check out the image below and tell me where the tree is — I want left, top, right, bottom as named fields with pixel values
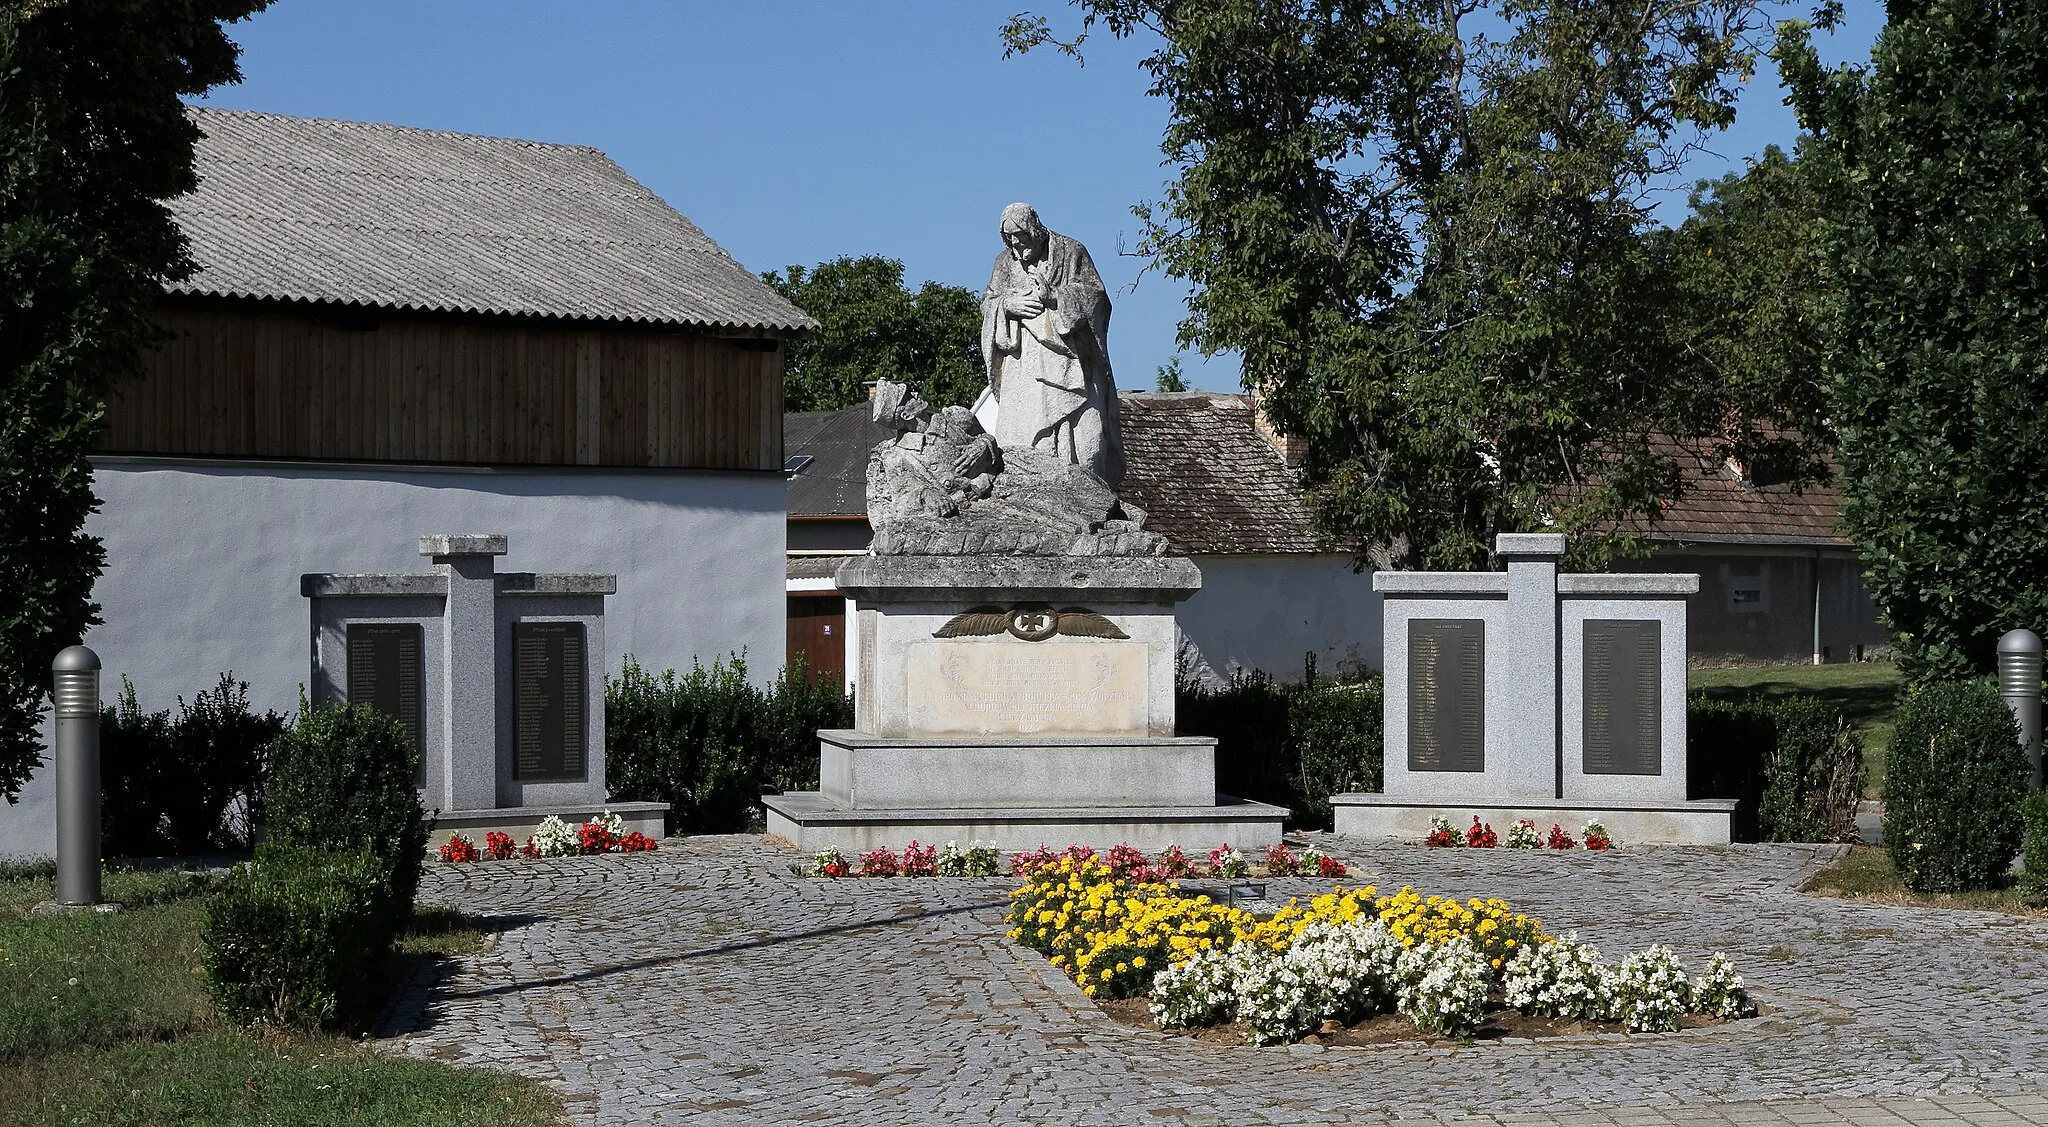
left=0, top=0, right=269, bottom=802
left=761, top=255, right=987, bottom=412
left=1154, top=355, right=1189, bottom=392
left=1005, top=1, right=1827, bottom=571
left=1779, top=0, right=2048, bottom=681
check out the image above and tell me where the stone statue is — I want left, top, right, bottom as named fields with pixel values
left=980, top=203, right=1125, bottom=487
left=867, top=381, right=1001, bottom=519
left=866, top=379, right=1162, bottom=557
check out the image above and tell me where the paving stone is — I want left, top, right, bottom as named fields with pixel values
left=373, top=836, right=2048, bottom=1126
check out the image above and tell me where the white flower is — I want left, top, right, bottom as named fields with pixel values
left=1150, top=945, right=1240, bottom=1030
left=1689, top=952, right=1755, bottom=1020
left=1502, top=933, right=1618, bottom=1022
left=1395, top=936, right=1491, bottom=1038
left=531, top=815, right=578, bottom=858
left=1615, top=945, right=1692, bottom=1032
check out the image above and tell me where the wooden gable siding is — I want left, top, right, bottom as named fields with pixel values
left=103, top=305, right=784, bottom=471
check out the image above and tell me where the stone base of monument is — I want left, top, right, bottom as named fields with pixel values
left=762, top=555, right=1288, bottom=854
left=1329, top=793, right=1738, bottom=846
left=762, top=791, right=1287, bottom=854
left=426, top=799, right=669, bottom=849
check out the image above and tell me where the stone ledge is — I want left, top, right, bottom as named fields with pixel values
left=820, top=731, right=1219, bottom=810
left=1330, top=793, right=1736, bottom=846
left=1557, top=573, right=1701, bottom=596
left=495, top=572, right=619, bottom=595
left=427, top=800, right=669, bottom=847
left=419, top=534, right=508, bottom=557
left=762, top=791, right=1287, bottom=853
left=301, top=572, right=449, bottom=597
left=1372, top=572, right=1510, bottom=595
left=835, top=554, right=1202, bottom=603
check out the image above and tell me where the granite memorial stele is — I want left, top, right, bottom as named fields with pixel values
left=763, top=204, right=1288, bottom=852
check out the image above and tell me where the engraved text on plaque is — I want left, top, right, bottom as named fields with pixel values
left=1583, top=619, right=1660, bottom=775
left=1408, top=619, right=1484, bottom=772
left=514, top=621, right=586, bottom=780
left=346, top=623, right=423, bottom=754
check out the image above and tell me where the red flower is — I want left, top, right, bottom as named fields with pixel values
left=1546, top=824, right=1577, bottom=850
left=1264, top=843, right=1302, bottom=875
left=857, top=847, right=900, bottom=877
left=483, top=831, right=517, bottom=861
left=1466, top=817, right=1499, bottom=848
left=437, top=834, right=479, bottom=863
left=901, top=841, right=939, bottom=877
left=1316, top=855, right=1349, bottom=878
left=576, top=821, right=621, bottom=855
left=616, top=831, right=658, bottom=853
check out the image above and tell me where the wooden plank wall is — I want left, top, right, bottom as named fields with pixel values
left=104, top=305, right=784, bottom=471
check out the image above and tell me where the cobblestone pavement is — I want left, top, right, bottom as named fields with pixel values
left=378, top=835, right=2048, bottom=1126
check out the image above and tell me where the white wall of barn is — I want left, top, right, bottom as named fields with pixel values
left=0, top=457, right=786, bottom=858
left=1176, top=553, right=1385, bottom=685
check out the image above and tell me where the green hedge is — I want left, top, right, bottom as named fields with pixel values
left=605, top=653, right=853, bottom=834
left=263, top=701, right=428, bottom=919
left=1884, top=680, right=2028, bottom=893
left=100, top=674, right=288, bottom=857
left=201, top=844, right=393, bottom=1029
left=2021, top=790, right=2048, bottom=906
left=1178, top=658, right=1383, bottom=831
left=1687, top=694, right=1864, bottom=843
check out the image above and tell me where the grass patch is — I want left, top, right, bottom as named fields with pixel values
left=1805, top=845, right=2046, bottom=918
left=0, top=865, right=560, bottom=1126
left=0, top=1029, right=563, bottom=1127
left=1691, top=661, right=1902, bottom=795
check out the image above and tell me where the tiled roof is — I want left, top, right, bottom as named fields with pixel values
left=1630, top=439, right=1849, bottom=546
left=1117, top=393, right=1321, bottom=554
left=785, top=407, right=892, bottom=517
left=784, top=392, right=1325, bottom=555
left=169, top=108, right=815, bottom=332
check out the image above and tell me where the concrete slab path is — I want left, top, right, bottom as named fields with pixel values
left=377, top=835, right=2047, bottom=1126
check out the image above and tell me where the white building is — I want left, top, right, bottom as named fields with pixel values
left=1, top=109, right=809, bottom=857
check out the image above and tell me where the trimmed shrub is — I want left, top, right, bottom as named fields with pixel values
left=263, top=701, right=429, bottom=917
left=1179, top=656, right=1385, bottom=831
left=1883, top=680, right=2028, bottom=893
left=2018, top=789, right=2048, bottom=906
left=1688, top=694, right=1864, bottom=843
left=201, top=844, right=391, bottom=1029
left=1757, top=697, right=1864, bottom=844
left=604, top=653, right=852, bottom=834
left=100, top=674, right=288, bottom=856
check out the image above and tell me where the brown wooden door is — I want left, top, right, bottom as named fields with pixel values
left=785, top=595, right=845, bottom=684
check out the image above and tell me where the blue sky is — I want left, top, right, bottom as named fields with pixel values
left=195, top=1, right=1885, bottom=394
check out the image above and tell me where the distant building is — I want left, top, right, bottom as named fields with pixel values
left=1630, top=454, right=1887, bottom=665
left=2, top=108, right=811, bottom=857
left=787, top=395, right=1888, bottom=683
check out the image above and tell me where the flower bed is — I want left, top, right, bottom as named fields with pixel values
left=1006, top=857, right=1755, bottom=1046
left=1429, top=816, right=1613, bottom=850
left=798, top=841, right=1348, bottom=881
left=436, top=812, right=658, bottom=863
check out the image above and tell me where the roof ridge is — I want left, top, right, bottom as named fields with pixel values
left=187, top=105, right=606, bottom=156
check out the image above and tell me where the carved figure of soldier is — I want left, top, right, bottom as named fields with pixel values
left=868, top=379, right=1001, bottom=518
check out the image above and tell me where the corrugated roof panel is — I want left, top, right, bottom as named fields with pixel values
left=168, top=108, right=816, bottom=332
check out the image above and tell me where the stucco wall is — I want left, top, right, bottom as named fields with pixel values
left=1176, top=553, right=1384, bottom=684
left=0, top=457, right=786, bottom=857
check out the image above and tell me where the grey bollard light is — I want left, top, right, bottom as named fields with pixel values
left=52, top=645, right=102, bottom=905
left=1999, top=628, right=2044, bottom=791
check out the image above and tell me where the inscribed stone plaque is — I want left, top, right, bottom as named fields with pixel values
left=905, top=639, right=1147, bottom=736
left=514, top=621, right=586, bottom=780
left=345, top=623, right=423, bottom=755
left=1408, top=619, right=1484, bottom=772
left=1583, top=619, right=1660, bottom=775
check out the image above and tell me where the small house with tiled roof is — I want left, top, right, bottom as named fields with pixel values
left=2, top=108, right=813, bottom=857
left=784, top=391, right=1384, bottom=689
left=1625, top=453, right=1886, bottom=664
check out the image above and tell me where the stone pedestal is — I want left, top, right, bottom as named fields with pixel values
left=763, top=555, right=1287, bottom=852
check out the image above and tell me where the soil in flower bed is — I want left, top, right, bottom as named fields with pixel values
left=1091, top=996, right=1756, bottom=1047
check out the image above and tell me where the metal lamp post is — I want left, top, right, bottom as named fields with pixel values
left=52, top=645, right=102, bottom=905
left=1998, top=628, right=2044, bottom=791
